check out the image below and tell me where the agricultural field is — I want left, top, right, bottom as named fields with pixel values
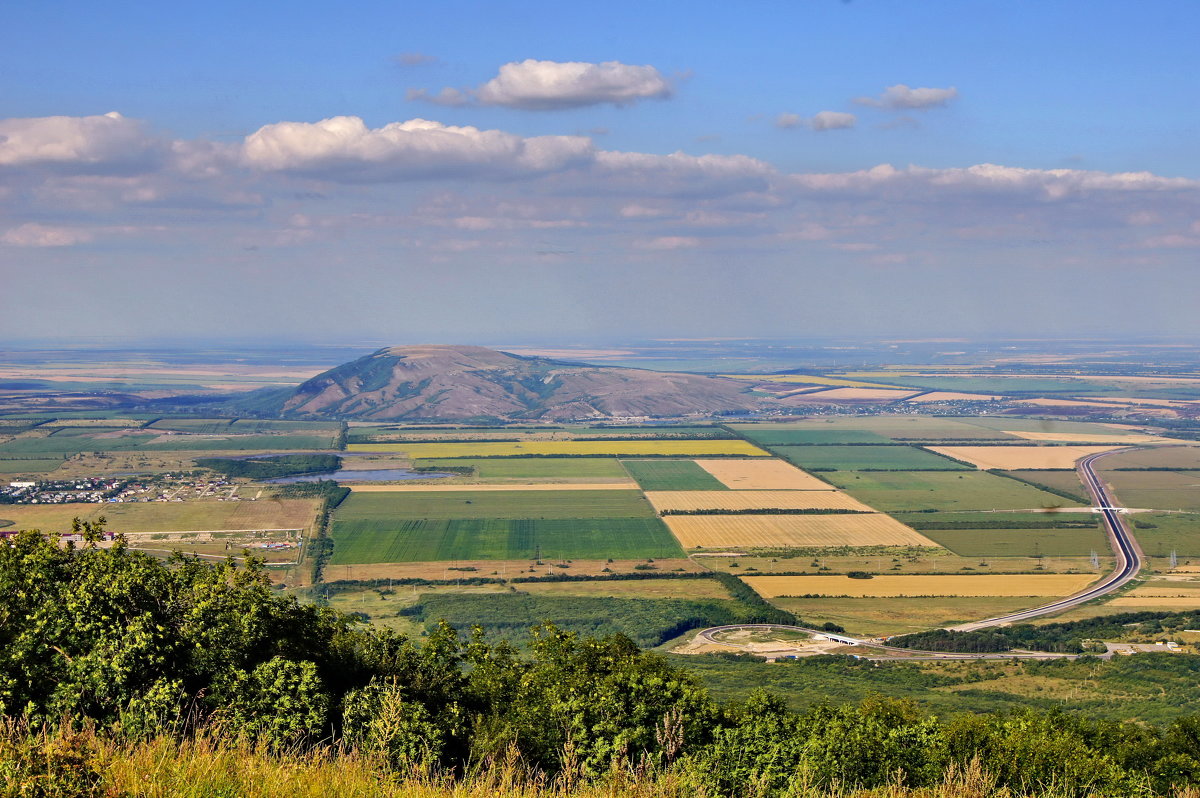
left=927, top=445, right=1120, bottom=470
left=662, top=513, right=935, bottom=549
left=770, top=445, right=969, bottom=471
left=905, top=392, right=1003, bottom=403
left=1097, top=446, right=1200, bottom=470
left=694, top=458, right=832, bottom=490
left=346, top=440, right=769, bottom=458
left=965, top=417, right=1146, bottom=435
left=0, top=457, right=64, bottom=474
left=743, top=573, right=1097, bottom=598
left=801, top=388, right=919, bottom=401
left=0, top=498, right=320, bottom=534
left=622, top=459, right=729, bottom=491
left=1104, top=471, right=1200, bottom=512
left=140, top=433, right=338, bottom=450
left=732, top=428, right=893, bottom=445
left=0, top=430, right=156, bottom=455
left=644, top=490, right=873, bottom=513
left=918, top=526, right=1109, bottom=557
left=318, top=558, right=705, bottom=583
left=703, top=554, right=1100, bottom=577
left=1003, top=470, right=1089, bottom=500
left=747, top=596, right=1063, bottom=638
left=1127, top=515, right=1200, bottom=556
left=415, top=457, right=629, bottom=480
left=328, top=517, right=683, bottom=562
left=517, top=577, right=736, bottom=600
left=826, top=470, right=1085, bottom=512
left=147, top=418, right=236, bottom=433
left=347, top=483, right=638, bottom=493
left=731, top=417, right=1020, bottom=441
left=1001, top=430, right=1170, bottom=444
left=333, top=489, right=656, bottom=520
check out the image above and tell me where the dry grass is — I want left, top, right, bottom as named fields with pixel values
left=347, top=441, right=769, bottom=458
left=1107, top=597, right=1200, bottom=608
left=927, top=445, right=1122, bottom=470
left=743, top=573, right=1097, bottom=598
left=644, top=490, right=873, bottom=513
left=516, top=579, right=734, bottom=600
left=348, top=482, right=638, bottom=492
left=0, top=499, right=321, bottom=535
left=662, top=514, right=935, bottom=549
left=719, top=374, right=899, bottom=388
left=694, top=458, right=831, bottom=490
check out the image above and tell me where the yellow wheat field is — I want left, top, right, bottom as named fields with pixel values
left=1108, top=596, right=1200, bottom=608
left=927, top=445, right=1122, bottom=470
left=1002, top=430, right=1170, bottom=444
left=662, top=513, right=936, bottom=549
left=346, top=440, right=769, bottom=458
left=348, top=482, right=638, bottom=492
left=905, top=392, right=1003, bottom=402
left=645, top=490, right=873, bottom=513
left=743, top=573, right=1096, bottom=598
left=694, top=459, right=831, bottom=490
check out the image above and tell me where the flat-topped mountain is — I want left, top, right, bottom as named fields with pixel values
left=243, top=345, right=765, bottom=421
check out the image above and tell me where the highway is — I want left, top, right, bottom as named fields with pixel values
left=948, top=447, right=1143, bottom=631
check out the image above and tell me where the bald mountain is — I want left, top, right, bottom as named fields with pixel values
left=237, top=345, right=765, bottom=421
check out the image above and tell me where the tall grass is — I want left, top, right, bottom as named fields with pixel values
left=4, top=720, right=1197, bottom=798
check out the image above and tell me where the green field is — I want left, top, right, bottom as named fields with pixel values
left=148, top=418, right=236, bottom=433
left=1100, top=447, right=1200, bottom=470
left=864, top=376, right=1125, bottom=395
left=1003, top=470, right=1089, bottom=501
left=329, top=517, right=683, bottom=562
left=826, top=471, right=1086, bottom=512
left=621, top=459, right=728, bottom=491
left=229, top=419, right=343, bottom=432
left=733, top=428, right=893, bottom=445
left=403, top=593, right=744, bottom=647
left=770, top=445, right=968, bottom=471
left=0, top=432, right=155, bottom=455
left=417, top=457, right=628, bottom=479
left=919, top=527, right=1109, bottom=557
left=140, top=433, right=337, bottom=451
left=965, top=417, right=1132, bottom=434
left=334, top=489, right=656, bottom=521
left=1104, top=471, right=1200, bottom=513
left=739, top=417, right=1018, bottom=441
left=1128, top=514, right=1200, bottom=557
left=0, top=457, right=64, bottom=474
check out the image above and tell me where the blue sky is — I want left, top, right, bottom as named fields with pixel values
left=2, top=1, right=1199, bottom=343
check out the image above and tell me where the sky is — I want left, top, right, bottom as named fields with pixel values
left=2, top=0, right=1199, bottom=345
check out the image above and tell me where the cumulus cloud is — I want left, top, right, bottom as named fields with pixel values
left=0, top=112, right=164, bottom=173
left=411, top=59, right=673, bottom=110
left=637, top=235, right=700, bottom=250
left=777, top=111, right=856, bottom=130
left=241, top=116, right=594, bottom=181
left=1, top=222, right=92, bottom=247
left=855, top=84, right=958, bottom=110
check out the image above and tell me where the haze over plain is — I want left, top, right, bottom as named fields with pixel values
left=2, top=1, right=1198, bottom=343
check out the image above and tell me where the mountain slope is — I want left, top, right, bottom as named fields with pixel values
left=245, top=345, right=764, bottom=421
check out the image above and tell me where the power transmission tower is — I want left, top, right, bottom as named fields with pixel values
left=1090, top=550, right=1100, bottom=569
left=1171, top=550, right=1179, bottom=569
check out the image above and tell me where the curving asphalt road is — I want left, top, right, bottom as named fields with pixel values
left=948, top=447, right=1143, bottom=631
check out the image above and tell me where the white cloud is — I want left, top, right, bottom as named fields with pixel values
left=775, top=111, right=855, bottom=131
left=591, top=150, right=774, bottom=197
left=637, top=235, right=699, bottom=250
left=412, top=59, right=673, bottom=110
left=810, top=111, right=856, bottom=131
left=788, top=163, right=1197, bottom=200
left=241, top=116, right=594, bottom=181
left=855, top=84, right=958, bottom=110
left=0, top=112, right=163, bottom=172
left=1, top=222, right=92, bottom=247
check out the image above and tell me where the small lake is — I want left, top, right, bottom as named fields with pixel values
left=263, top=468, right=454, bottom=484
